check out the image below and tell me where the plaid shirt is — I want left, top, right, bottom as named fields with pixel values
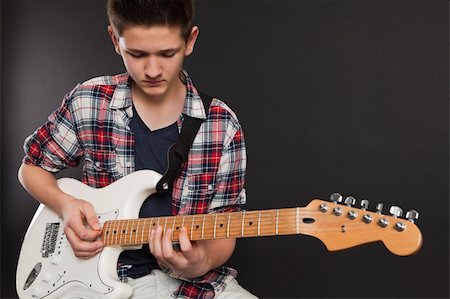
left=23, top=70, right=247, bottom=299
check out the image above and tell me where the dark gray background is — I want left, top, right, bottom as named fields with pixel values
left=1, top=0, right=448, bottom=298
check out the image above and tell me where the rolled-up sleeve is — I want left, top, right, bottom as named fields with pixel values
left=210, top=124, right=247, bottom=213
left=23, top=87, right=83, bottom=172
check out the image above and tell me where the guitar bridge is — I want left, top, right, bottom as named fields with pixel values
left=41, top=222, right=60, bottom=258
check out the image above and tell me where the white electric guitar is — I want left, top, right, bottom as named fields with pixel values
left=16, top=170, right=423, bottom=299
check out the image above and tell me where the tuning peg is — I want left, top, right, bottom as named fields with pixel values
left=389, top=206, right=403, bottom=218
left=360, top=199, right=369, bottom=210
left=344, top=196, right=356, bottom=206
left=406, top=210, right=419, bottom=223
left=376, top=203, right=384, bottom=214
left=330, top=193, right=343, bottom=203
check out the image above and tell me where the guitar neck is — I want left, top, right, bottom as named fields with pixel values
left=102, top=208, right=301, bottom=246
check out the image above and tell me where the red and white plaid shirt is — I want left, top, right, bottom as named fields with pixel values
left=23, top=70, right=247, bottom=298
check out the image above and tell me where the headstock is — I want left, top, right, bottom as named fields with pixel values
left=300, top=193, right=423, bottom=256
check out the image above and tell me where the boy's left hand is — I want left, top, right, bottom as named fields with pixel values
left=149, top=225, right=211, bottom=278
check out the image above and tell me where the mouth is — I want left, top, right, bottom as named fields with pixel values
left=142, top=80, right=164, bottom=87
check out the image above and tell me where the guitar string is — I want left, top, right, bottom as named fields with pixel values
left=101, top=211, right=403, bottom=245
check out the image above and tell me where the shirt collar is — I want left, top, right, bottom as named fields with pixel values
left=181, top=70, right=208, bottom=120
left=109, top=73, right=133, bottom=110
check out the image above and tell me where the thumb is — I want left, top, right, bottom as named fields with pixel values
left=81, top=201, right=101, bottom=231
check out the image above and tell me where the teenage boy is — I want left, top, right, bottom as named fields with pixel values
left=18, top=0, right=257, bottom=298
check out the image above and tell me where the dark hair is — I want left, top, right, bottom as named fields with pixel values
left=107, top=0, right=194, bottom=40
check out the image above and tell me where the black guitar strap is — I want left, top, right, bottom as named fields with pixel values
left=156, top=92, right=213, bottom=194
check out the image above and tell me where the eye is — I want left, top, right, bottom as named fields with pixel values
left=128, top=51, right=145, bottom=58
left=161, top=52, right=176, bottom=58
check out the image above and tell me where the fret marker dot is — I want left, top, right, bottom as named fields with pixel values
left=196, top=225, right=200, bottom=229
left=249, top=221, right=253, bottom=226
left=220, top=224, right=224, bottom=228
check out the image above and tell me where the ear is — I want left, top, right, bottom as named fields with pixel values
left=108, top=25, right=122, bottom=56
left=184, top=26, right=199, bottom=57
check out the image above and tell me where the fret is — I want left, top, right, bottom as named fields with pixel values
left=241, top=211, right=246, bottom=237
left=142, top=219, right=148, bottom=244
left=276, top=210, right=279, bottom=235
left=296, top=207, right=300, bottom=234
left=259, top=210, right=276, bottom=236
left=214, top=213, right=227, bottom=239
left=128, top=220, right=133, bottom=245
left=163, top=217, right=168, bottom=234
left=124, top=220, right=130, bottom=245
left=190, top=215, right=195, bottom=240
left=227, top=213, right=231, bottom=238
left=120, top=220, right=126, bottom=244
left=201, top=214, right=206, bottom=239
left=243, top=211, right=258, bottom=237
left=169, top=217, right=173, bottom=242
left=102, top=221, right=110, bottom=245
left=113, top=219, right=119, bottom=245
left=213, top=214, right=218, bottom=239
left=258, top=211, right=261, bottom=236
left=136, top=219, right=142, bottom=244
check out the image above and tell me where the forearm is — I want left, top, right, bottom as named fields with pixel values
left=203, top=238, right=236, bottom=272
left=18, top=163, right=75, bottom=217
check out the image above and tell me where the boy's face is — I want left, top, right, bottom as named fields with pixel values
left=108, top=24, right=198, bottom=100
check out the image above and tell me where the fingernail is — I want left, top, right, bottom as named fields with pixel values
left=97, top=242, right=104, bottom=249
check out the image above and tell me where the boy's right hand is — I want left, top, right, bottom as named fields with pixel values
left=61, top=198, right=104, bottom=258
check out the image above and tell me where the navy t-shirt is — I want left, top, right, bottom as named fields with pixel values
left=118, top=105, right=178, bottom=278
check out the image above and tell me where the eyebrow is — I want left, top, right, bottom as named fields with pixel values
left=126, top=47, right=182, bottom=55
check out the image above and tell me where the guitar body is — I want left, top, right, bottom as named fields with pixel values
left=16, top=170, right=162, bottom=299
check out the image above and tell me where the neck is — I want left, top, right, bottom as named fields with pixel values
left=131, top=79, right=186, bottom=130
left=101, top=208, right=301, bottom=246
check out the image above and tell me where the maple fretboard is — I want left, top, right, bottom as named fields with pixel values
left=102, top=208, right=302, bottom=246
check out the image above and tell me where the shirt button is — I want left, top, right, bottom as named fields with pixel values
left=207, top=184, right=213, bottom=191
left=95, top=161, right=101, bottom=168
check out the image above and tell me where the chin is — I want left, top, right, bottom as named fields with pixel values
left=140, top=86, right=167, bottom=98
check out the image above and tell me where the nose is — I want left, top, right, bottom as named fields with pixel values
left=144, top=56, right=162, bottom=79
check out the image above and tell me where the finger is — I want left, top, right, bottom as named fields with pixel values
left=66, top=209, right=101, bottom=241
left=65, top=227, right=103, bottom=257
left=80, top=201, right=101, bottom=231
left=161, top=228, right=175, bottom=260
left=178, top=227, right=194, bottom=256
left=150, top=225, right=164, bottom=260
